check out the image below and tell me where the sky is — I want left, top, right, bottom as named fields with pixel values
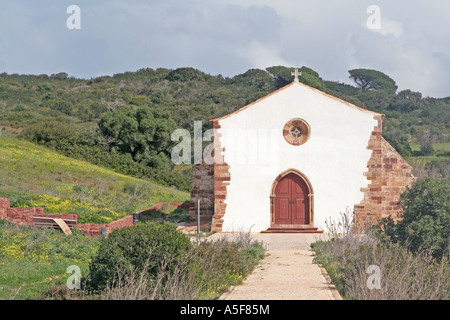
left=0, top=0, right=449, bottom=98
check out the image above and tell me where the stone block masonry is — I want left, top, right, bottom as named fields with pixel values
left=211, top=121, right=231, bottom=232
left=354, top=115, right=415, bottom=229
left=189, top=120, right=231, bottom=233
left=189, top=162, right=214, bottom=224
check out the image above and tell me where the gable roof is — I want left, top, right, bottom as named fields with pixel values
left=211, top=81, right=384, bottom=123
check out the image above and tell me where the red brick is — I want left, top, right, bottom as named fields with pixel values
left=355, top=134, right=415, bottom=231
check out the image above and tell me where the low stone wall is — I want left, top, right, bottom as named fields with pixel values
left=4, top=208, right=77, bottom=225
left=0, top=197, right=10, bottom=209
left=1, top=197, right=76, bottom=225
left=77, top=215, right=134, bottom=237
left=0, top=197, right=135, bottom=237
left=0, top=198, right=192, bottom=237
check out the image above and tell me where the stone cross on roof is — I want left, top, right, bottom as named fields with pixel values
left=291, top=68, right=302, bottom=83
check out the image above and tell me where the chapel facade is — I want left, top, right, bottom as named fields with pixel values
left=189, top=71, right=415, bottom=233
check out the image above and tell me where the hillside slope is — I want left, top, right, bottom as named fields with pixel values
left=0, top=137, right=190, bottom=223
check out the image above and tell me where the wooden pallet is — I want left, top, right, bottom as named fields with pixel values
left=33, top=217, right=76, bottom=235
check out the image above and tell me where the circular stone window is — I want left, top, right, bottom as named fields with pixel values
left=283, top=118, right=311, bottom=146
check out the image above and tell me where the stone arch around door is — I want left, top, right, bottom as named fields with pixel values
left=268, top=169, right=315, bottom=231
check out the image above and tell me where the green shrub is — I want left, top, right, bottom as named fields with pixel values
left=381, top=177, right=449, bottom=260
left=88, top=222, right=192, bottom=291
left=94, top=233, right=265, bottom=300
left=21, top=118, right=79, bottom=146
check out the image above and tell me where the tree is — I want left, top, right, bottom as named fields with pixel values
left=383, top=129, right=413, bottom=158
left=349, top=69, right=398, bottom=94
left=166, top=67, right=207, bottom=82
left=418, top=131, right=437, bottom=156
left=298, top=66, right=324, bottom=89
left=98, top=105, right=177, bottom=169
left=231, top=68, right=274, bottom=91
left=265, top=66, right=291, bottom=88
left=389, top=89, right=423, bottom=112
left=356, top=90, right=393, bottom=112
left=50, top=72, right=69, bottom=80
left=46, top=98, right=73, bottom=115
left=130, top=95, right=151, bottom=106
left=266, top=66, right=323, bottom=89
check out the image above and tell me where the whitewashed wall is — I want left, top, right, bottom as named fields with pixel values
left=217, top=83, right=379, bottom=232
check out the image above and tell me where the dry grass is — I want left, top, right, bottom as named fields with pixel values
left=99, top=252, right=209, bottom=300
left=313, top=210, right=449, bottom=300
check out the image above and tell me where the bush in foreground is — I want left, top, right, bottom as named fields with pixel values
left=312, top=212, right=449, bottom=300
left=313, top=234, right=448, bottom=300
left=93, top=231, right=265, bottom=300
left=88, top=222, right=192, bottom=292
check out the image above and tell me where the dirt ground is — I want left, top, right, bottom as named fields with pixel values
left=207, top=232, right=342, bottom=300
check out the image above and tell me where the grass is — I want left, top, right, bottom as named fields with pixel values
left=410, top=140, right=450, bottom=153
left=435, top=141, right=450, bottom=152
left=0, top=219, right=100, bottom=300
left=0, top=219, right=264, bottom=300
left=0, top=137, right=190, bottom=223
left=0, top=136, right=201, bottom=300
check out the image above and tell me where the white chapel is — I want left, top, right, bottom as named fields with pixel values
left=190, top=69, right=415, bottom=233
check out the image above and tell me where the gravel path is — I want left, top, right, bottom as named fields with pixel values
left=208, top=233, right=341, bottom=300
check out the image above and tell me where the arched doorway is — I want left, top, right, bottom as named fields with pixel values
left=268, top=169, right=315, bottom=231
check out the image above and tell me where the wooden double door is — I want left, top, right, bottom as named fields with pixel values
left=274, top=173, right=309, bottom=226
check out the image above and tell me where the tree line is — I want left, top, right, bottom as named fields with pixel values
left=0, top=66, right=448, bottom=191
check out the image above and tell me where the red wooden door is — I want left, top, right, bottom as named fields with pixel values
left=274, top=173, right=309, bottom=225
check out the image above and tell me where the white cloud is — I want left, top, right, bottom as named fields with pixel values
left=237, top=41, right=292, bottom=70
left=393, top=46, right=445, bottom=97
left=363, top=17, right=404, bottom=38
